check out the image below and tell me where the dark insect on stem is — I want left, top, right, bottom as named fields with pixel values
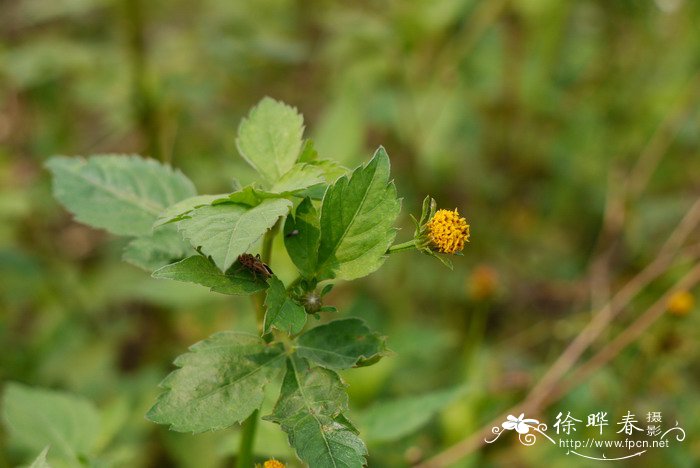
left=237, top=253, right=273, bottom=280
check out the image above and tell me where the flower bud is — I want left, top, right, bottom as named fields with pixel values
left=302, top=291, right=323, bottom=314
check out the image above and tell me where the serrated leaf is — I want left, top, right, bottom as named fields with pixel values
left=216, top=177, right=325, bottom=209
left=292, top=161, right=349, bottom=202
left=28, top=446, right=51, bottom=468
left=298, top=139, right=318, bottom=162
left=154, top=194, right=227, bottom=227
left=46, top=155, right=196, bottom=237
left=357, top=386, right=468, bottom=443
left=152, top=255, right=267, bottom=295
left=270, top=163, right=325, bottom=193
left=178, top=198, right=292, bottom=271
left=2, top=383, right=100, bottom=461
left=271, top=161, right=348, bottom=196
left=284, top=197, right=320, bottom=278
left=236, top=97, right=304, bottom=183
left=309, top=159, right=348, bottom=183
left=265, top=357, right=367, bottom=468
left=296, top=139, right=348, bottom=191
left=316, top=147, right=400, bottom=280
left=263, top=277, right=307, bottom=335
left=296, top=318, right=387, bottom=370
left=147, top=332, right=285, bottom=433
left=122, top=225, right=192, bottom=271
left=216, top=186, right=269, bottom=207
left=213, top=185, right=289, bottom=207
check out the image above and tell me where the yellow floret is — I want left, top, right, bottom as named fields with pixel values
left=667, top=290, right=694, bottom=316
left=263, top=460, right=285, bottom=468
left=427, top=208, right=470, bottom=254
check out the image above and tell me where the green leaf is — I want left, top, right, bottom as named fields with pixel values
left=284, top=197, right=321, bottom=278
left=28, top=446, right=51, bottom=468
left=272, top=161, right=348, bottom=196
left=154, top=194, right=227, bottom=227
left=298, top=139, right=319, bottom=162
left=265, top=357, right=367, bottom=468
left=122, top=225, right=192, bottom=271
left=357, top=386, right=468, bottom=443
left=178, top=198, right=292, bottom=271
left=2, top=383, right=100, bottom=461
left=46, top=155, right=196, bottom=237
left=309, top=159, right=348, bottom=183
left=216, top=185, right=270, bottom=207
left=216, top=175, right=326, bottom=209
left=236, top=97, right=304, bottom=183
left=263, top=277, right=307, bottom=335
left=152, top=255, right=267, bottom=295
left=147, top=332, right=285, bottom=433
left=297, top=139, right=349, bottom=188
left=214, top=185, right=289, bottom=207
left=316, top=147, right=400, bottom=280
left=270, top=163, right=325, bottom=193
left=296, top=318, right=387, bottom=370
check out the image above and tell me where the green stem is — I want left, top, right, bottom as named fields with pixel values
left=386, top=239, right=417, bottom=254
left=464, top=302, right=488, bottom=367
left=255, top=221, right=279, bottom=328
left=237, top=220, right=281, bottom=467
left=123, top=0, right=162, bottom=160
left=261, top=222, right=276, bottom=265
left=237, top=410, right=258, bottom=468
left=286, top=275, right=303, bottom=292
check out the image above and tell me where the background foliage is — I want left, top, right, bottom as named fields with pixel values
left=1, top=0, right=700, bottom=466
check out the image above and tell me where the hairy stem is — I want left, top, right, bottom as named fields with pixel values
left=386, top=239, right=417, bottom=254
left=464, top=302, right=488, bottom=368
left=256, top=220, right=279, bottom=329
left=237, top=220, right=280, bottom=468
left=261, top=221, right=277, bottom=265
left=237, top=410, right=259, bottom=468
left=123, top=0, right=162, bottom=161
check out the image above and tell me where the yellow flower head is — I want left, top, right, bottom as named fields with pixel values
left=667, top=290, right=694, bottom=316
left=427, top=208, right=470, bottom=254
left=263, top=460, right=285, bottom=468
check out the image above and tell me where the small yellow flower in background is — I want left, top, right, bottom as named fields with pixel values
left=468, top=264, right=499, bottom=300
left=427, top=208, right=470, bottom=254
left=667, top=290, right=694, bottom=316
left=263, top=459, right=285, bottom=468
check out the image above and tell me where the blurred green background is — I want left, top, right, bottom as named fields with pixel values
left=1, top=0, right=700, bottom=466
